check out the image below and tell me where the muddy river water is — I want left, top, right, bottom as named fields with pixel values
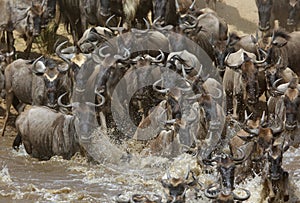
left=1, top=129, right=300, bottom=203
left=1, top=0, right=300, bottom=202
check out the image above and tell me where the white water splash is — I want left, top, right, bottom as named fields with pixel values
left=0, top=165, right=12, bottom=184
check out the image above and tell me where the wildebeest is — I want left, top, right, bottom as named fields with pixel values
left=161, top=168, right=198, bottom=203
left=213, top=32, right=260, bottom=71
left=224, top=49, right=267, bottom=120
left=269, top=77, right=300, bottom=148
left=58, top=0, right=152, bottom=44
left=264, top=57, right=297, bottom=99
left=0, top=0, right=48, bottom=58
left=205, top=0, right=217, bottom=10
left=153, top=0, right=190, bottom=26
left=255, top=0, right=298, bottom=31
left=204, top=154, right=251, bottom=203
left=2, top=56, right=71, bottom=136
left=261, top=143, right=289, bottom=202
left=228, top=111, right=283, bottom=182
left=12, top=91, right=105, bottom=160
left=264, top=30, right=300, bottom=77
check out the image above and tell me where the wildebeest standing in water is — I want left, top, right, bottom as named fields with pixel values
left=1, top=57, right=71, bottom=137
left=13, top=92, right=105, bottom=160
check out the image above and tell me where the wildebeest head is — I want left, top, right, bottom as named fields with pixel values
left=153, top=0, right=168, bottom=24
left=32, top=56, right=70, bottom=108
left=27, top=1, right=46, bottom=36
left=226, top=49, right=267, bottom=105
left=241, top=56, right=260, bottom=105
left=239, top=111, right=283, bottom=160
left=267, top=144, right=284, bottom=180
left=273, top=77, right=300, bottom=131
left=161, top=169, right=197, bottom=203
left=255, top=0, right=273, bottom=31
left=58, top=91, right=105, bottom=141
left=265, top=57, right=283, bottom=95
left=204, top=154, right=250, bottom=202
left=287, top=0, right=300, bottom=26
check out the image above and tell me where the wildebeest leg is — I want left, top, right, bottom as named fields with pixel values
left=12, top=133, right=22, bottom=151
left=24, top=36, right=34, bottom=59
left=6, top=31, right=15, bottom=63
left=1, top=92, right=13, bottom=136
left=212, top=0, right=216, bottom=10
left=99, top=111, right=107, bottom=134
left=1, top=31, right=5, bottom=43
left=11, top=97, right=25, bottom=114
left=205, top=0, right=209, bottom=8
left=232, top=95, right=239, bottom=119
left=267, top=179, right=275, bottom=202
left=283, top=171, right=289, bottom=202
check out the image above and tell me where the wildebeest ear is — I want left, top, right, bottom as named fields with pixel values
left=104, top=29, right=113, bottom=38
left=228, top=33, right=241, bottom=46
left=272, top=37, right=288, bottom=47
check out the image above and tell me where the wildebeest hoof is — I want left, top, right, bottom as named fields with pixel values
left=284, top=194, right=289, bottom=202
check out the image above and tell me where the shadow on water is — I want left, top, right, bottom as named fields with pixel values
left=197, top=0, right=258, bottom=34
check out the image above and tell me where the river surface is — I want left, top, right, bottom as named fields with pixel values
left=1, top=0, right=300, bottom=202
left=1, top=130, right=300, bottom=203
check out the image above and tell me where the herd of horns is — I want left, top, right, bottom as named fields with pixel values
left=0, top=0, right=300, bottom=202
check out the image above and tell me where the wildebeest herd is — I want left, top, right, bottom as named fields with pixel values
left=0, top=0, right=300, bottom=202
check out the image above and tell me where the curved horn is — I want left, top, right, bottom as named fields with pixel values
left=240, top=123, right=259, bottom=136
left=244, top=110, right=253, bottom=123
left=276, top=56, right=282, bottom=66
left=165, top=119, right=177, bottom=124
left=232, top=147, right=245, bottom=163
left=271, top=122, right=283, bottom=135
left=114, top=47, right=131, bottom=61
left=178, top=79, right=192, bottom=92
left=240, top=111, right=259, bottom=136
left=56, top=41, right=72, bottom=65
left=233, top=188, right=251, bottom=201
left=153, top=78, right=169, bottom=93
left=58, top=92, right=73, bottom=108
left=184, top=165, right=190, bottom=180
left=272, top=78, right=285, bottom=95
left=260, top=111, right=266, bottom=125
left=204, top=185, right=220, bottom=199
left=106, top=15, right=125, bottom=33
left=179, top=21, right=198, bottom=30
left=189, top=0, right=196, bottom=10
left=147, top=49, right=165, bottom=63
left=131, top=18, right=150, bottom=34
left=208, top=87, right=223, bottom=99
left=86, top=90, right=106, bottom=107
left=99, top=45, right=111, bottom=58
left=187, top=93, right=202, bottom=101
left=152, top=17, right=174, bottom=31
left=57, top=64, right=70, bottom=73
left=32, top=56, right=46, bottom=73
left=186, top=107, right=198, bottom=123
